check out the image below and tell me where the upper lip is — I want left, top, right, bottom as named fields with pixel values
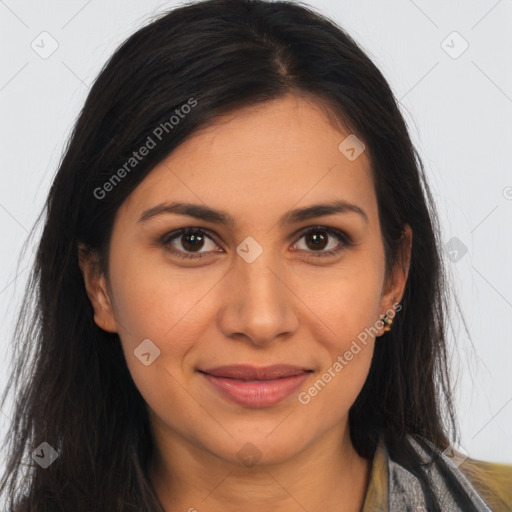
left=200, top=364, right=312, bottom=381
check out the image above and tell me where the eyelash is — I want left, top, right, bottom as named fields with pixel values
left=157, top=225, right=354, bottom=260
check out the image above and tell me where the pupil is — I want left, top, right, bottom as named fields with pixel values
left=307, top=231, right=327, bottom=250
left=183, top=232, right=204, bottom=252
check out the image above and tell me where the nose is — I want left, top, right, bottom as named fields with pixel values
left=216, top=246, right=299, bottom=347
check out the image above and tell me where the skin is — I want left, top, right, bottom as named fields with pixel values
left=79, top=93, right=412, bottom=512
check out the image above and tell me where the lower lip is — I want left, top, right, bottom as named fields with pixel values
left=200, top=372, right=311, bottom=407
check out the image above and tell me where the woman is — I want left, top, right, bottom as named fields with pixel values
left=1, top=0, right=510, bottom=510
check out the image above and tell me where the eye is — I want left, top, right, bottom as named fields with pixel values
left=158, top=225, right=353, bottom=260
left=158, top=228, right=221, bottom=259
left=291, top=226, right=353, bottom=258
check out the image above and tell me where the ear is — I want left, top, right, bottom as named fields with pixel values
left=377, top=224, right=412, bottom=336
left=77, top=243, right=118, bottom=333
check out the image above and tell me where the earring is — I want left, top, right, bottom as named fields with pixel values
left=381, top=314, right=393, bottom=331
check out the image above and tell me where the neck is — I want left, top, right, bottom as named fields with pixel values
left=148, top=419, right=371, bottom=512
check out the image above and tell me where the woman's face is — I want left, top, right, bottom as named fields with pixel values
left=82, top=93, right=411, bottom=467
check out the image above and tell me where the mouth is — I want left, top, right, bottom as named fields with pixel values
left=198, top=364, right=313, bottom=407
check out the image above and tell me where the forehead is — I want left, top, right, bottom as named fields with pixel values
left=118, top=94, right=377, bottom=227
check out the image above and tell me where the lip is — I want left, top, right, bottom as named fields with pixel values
left=199, top=365, right=312, bottom=408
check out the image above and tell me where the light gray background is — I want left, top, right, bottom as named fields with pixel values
left=1, top=0, right=511, bottom=466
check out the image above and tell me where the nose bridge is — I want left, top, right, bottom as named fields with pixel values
left=240, top=249, right=282, bottom=301
left=235, top=233, right=283, bottom=292
left=237, top=239, right=288, bottom=309
left=217, top=238, right=298, bottom=344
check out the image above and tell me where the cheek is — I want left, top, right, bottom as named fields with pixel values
left=108, top=262, right=206, bottom=413
left=293, top=254, right=383, bottom=407
left=106, top=254, right=206, bottom=393
left=295, top=338, right=375, bottom=444
left=293, top=248, right=384, bottom=340
left=295, top=285, right=380, bottom=431
left=108, top=248, right=213, bottom=345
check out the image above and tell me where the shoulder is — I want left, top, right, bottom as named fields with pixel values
left=458, top=457, right=512, bottom=512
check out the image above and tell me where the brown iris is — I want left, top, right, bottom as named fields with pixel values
left=304, top=230, right=328, bottom=251
left=181, top=231, right=205, bottom=252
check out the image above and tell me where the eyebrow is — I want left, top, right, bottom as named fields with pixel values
left=137, top=199, right=368, bottom=226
